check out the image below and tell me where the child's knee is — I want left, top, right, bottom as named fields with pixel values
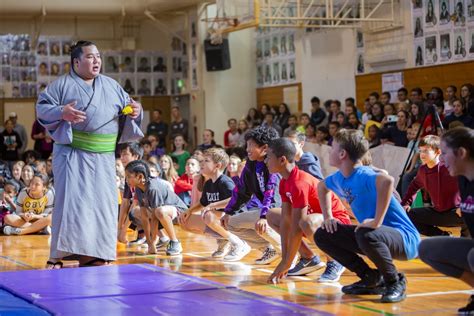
left=314, top=227, right=330, bottom=247
left=299, top=218, right=312, bottom=232
left=4, top=215, right=16, bottom=226
left=418, top=238, right=435, bottom=262
left=44, top=215, right=52, bottom=225
left=154, top=208, right=166, bottom=218
left=203, top=211, right=215, bottom=225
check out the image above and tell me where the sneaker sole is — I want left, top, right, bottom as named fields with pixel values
left=342, top=287, right=386, bottom=295
left=317, top=276, right=342, bottom=283
left=255, top=255, right=280, bottom=265
left=317, top=267, right=346, bottom=283
left=288, top=262, right=326, bottom=276
left=381, top=293, right=406, bottom=303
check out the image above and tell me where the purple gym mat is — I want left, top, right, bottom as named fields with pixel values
left=0, top=264, right=329, bottom=315
left=0, top=264, right=232, bottom=302
left=0, top=289, right=50, bottom=316
left=36, top=288, right=326, bottom=316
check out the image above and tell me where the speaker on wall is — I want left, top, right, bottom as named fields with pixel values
left=204, top=38, right=231, bottom=71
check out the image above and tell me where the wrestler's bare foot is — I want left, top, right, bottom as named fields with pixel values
left=78, top=255, right=113, bottom=267
left=45, top=258, right=63, bottom=269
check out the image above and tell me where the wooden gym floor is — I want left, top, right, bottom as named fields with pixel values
left=0, top=227, right=470, bottom=315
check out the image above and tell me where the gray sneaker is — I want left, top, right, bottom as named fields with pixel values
left=212, top=239, right=231, bottom=259
left=3, top=225, right=21, bottom=235
left=255, top=247, right=279, bottom=265
left=223, top=241, right=251, bottom=262
left=317, top=261, right=346, bottom=283
left=156, top=238, right=170, bottom=249
left=166, top=240, right=183, bottom=256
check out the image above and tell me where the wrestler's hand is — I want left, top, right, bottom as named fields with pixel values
left=62, top=101, right=86, bottom=123
left=129, top=99, right=141, bottom=119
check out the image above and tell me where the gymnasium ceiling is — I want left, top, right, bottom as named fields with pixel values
left=0, top=0, right=209, bottom=17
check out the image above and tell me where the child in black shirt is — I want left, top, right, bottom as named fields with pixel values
left=178, top=148, right=250, bottom=260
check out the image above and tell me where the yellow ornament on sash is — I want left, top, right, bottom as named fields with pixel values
left=122, top=105, right=134, bottom=116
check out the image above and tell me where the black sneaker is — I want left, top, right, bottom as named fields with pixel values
left=381, top=273, right=406, bottom=303
left=459, top=295, right=474, bottom=315
left=342, top=270, right=385, bottom=295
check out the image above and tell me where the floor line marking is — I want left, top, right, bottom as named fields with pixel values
left=351, top=304, right=396, bottom=316
left=0, top=255, right=35, bottom=269
left=407, top=289, right=473, bottom=298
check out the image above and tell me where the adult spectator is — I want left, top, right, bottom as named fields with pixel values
left=146, top=109, right=168, bottom=149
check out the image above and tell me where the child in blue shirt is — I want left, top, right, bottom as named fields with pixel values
left=314, top=129, right=420, bottom=303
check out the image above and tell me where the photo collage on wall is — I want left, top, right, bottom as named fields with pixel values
left=256, top=27, right=296, bottom=88
left=0, top=33, right=180, bottom=98
left=36, top=36, right=73, bottom=93
left=356, top=30, right=365, bottom=74
left=102, top=50, right=170, bottom=97
left=190, top=16, right=199, bottom=91
left=170, top=32, right=187, bottom=95
left=412, top=0, right=474, bottom=67
left=0, top=34, right=37, bottom=98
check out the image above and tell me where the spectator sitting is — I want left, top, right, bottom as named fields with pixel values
left=296, top=113, right=310, bottom=134
left=275, top=103, right=291, bottom=131
left=367, top=124, right=381, bottom=148
left=443, top=99, right=474, bottom=129
left=262, top=112, right=282, bottom=136
left=283, top=115, right=298, bottom=137
left=159, top=155, right=179, bottom=187
left=327, top=121, right=341, bottom=146
left=148, top=134, right=165, bottom=158
left=304, top=123, right=317, bottom=144
left=198, top=129, right=220, bottom=151
left=380, top=110, right=409, bottom=147
left=315, top=126, right=328, bottom=145
left=310, top=96, right=326, bottom=126
left=237, top=120, right=250, bottom=148
left=174, top=156, right=200, bottom=207
left=336, top=112, right=347, bottom=127
left=346, top=113, right=364, bottom=131
left=171, top=134, right=191, bottom=176
left=328, top=100, right=342, bottom=123
left=224, top=119, right=240, bottom=149
left=246, top=107, right=262, bottom=128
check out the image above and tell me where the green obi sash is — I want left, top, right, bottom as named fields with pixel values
left=71, top=130, right=117, bottom=153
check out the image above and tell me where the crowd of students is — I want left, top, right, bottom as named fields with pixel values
left=1, top=85, right=473, bottom=312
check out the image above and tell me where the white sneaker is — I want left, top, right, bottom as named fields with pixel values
left=223, top=241, right=251, bottom=262
left=212, top=239, right=231, bottom=259
left=3, top=225, right=21, bottom=235
left=128, top=236, right=147, bottom=246
left=255, top=247, right=280, bottom=265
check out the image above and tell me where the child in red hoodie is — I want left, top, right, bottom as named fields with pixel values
left=174, top=156, right=200, bottom=207
left=401, top=135, right=466, bottom=236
